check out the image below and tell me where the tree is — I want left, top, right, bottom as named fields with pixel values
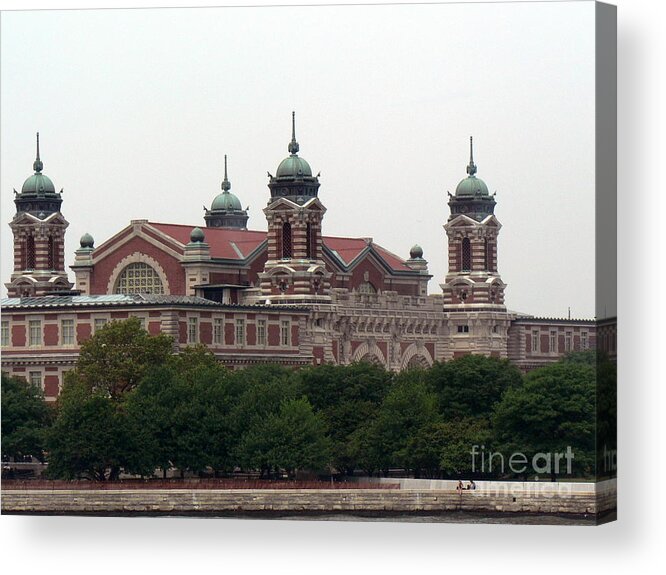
left=437, top=418, right=492, bottom=477
left=351, top=370, right=439, bottom=475
left=1, top=372, right=52, bottom=463
left=126, top=358, right=234, bottom=477
left=45, top=380, right=153, bottom=480
left=239, top=397, right=332, bottom=478
left=427, top=355, right=523, bottom=420
left=73, top=317, right=174, bottom=400
left=492, top=358, right=596, bottom=480
left=296, top=362, right=392, bottom=473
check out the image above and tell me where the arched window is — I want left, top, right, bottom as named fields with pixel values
left=115, top=262, right=165, bottom=295
left=26, top=236, right=36, bottom=269
left=48, top=236, right=56, bottom=270
left=282, top=222, right=292, bottom=258
left=461, top=237, right=471, bottom=272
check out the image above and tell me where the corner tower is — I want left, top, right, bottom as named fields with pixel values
left=6, top=133, right=73, bottom=297
left=258, top=112, right=331, bottom=303
left=440, top=138, right=510, bottom=358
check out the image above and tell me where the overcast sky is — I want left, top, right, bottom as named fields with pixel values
left=1, top=1, right=597, bottom=318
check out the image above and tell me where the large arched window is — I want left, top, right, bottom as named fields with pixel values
left=461, top=237, right=471, bottom=272
left=115, top=262, right=165, bottom=294
left=282, top=222, right=292, bottom=259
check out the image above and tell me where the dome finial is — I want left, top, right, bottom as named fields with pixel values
left=221, top=154, right=231, bottom=192
left=288, top=111, right=299, bottom=155
left=33, top=132, right=43, bottom=173
left=466, top=136, right=477, bottom=177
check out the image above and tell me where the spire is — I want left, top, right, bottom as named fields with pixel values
left=466, top=136, right=477, bottom=177
left=33, top=132, right=43, bottom=173
left=288, top=111, right=300, bottom=155
left=221, top=154, right=231, bottom=192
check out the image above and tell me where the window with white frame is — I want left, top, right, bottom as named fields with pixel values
left=257, top=319, right=267, bottom=346
left=549, top=330, right=557, bottom=353
left=29, top=320, right=42, bottom=347
left=1, top=320, right=9, bottom=347
left=29, top=371, right=42, bottom=389
left=280, top=320, right=290, bottom=346
left=213, top=318, right=223, bottom=345
left=235, top=318, right=245, bottom=346
left=565, top=331, right=572, bottom=352
left=457, top=325, right=469, bottom=334
left=61, top=319, right=75, bottom=345
left=187, top=317, right=198, bottom=344
left=581, top=331, right=589, bottom=350
left=94, top=318, right=108, bottom=333
left=531, top=329, right=539, bottom=353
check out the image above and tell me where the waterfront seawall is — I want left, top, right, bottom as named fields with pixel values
left=1, top=484, right=616, bottom=520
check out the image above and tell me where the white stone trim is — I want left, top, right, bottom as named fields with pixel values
left=400, top=342, right=434, bottom=370
left=352, top=341, right=387, bottom=366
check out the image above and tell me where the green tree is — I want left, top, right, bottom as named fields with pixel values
left=73, top=317, right=173, bottom=400
left=492, top=358, right=596, bottom=480
left=351, top=371, right=439, bottom=475
left=1, top=372, right=52, bottom=463
left=239, top=397, right=332, bottom=478
left=45, top=380, right=153, bottom=480
left=296, top=362, right=391, bottom=473
left=437, top=418, right=492, bottom=477
left=126, top=358, right=234, bottom=477
left=427, top=355, right=523, bottom=420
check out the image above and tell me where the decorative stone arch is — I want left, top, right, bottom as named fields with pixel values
left=106, top=252, right=170, bottom=295
left=451, top=276, right=475, bottom=302
left=400, top=342, right=434, bottom=370
left=352, top=341, right=387, bottom=367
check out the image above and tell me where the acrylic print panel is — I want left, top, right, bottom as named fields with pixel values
left=0, top=0, right=616, bottom=525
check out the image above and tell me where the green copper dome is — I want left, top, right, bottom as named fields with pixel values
left=455, top=175, right=489, bottom=196
left=276, top=154, right=312, bottom=178
left=211, top=191, right=242, bottom=211
left=21, top=172, right=56, bottom=195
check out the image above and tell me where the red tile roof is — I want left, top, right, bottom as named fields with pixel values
left=149, top=223, right=267, bottom=260
left=148, top=222, right=412, bottom=272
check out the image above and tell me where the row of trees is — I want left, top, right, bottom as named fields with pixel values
left=2, top=318, right=615, bottom=481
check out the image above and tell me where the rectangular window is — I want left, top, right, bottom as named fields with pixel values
left=94, top=318, right=107, bottom=333
left=61, top=319, right=75, bottom=345
left=213, top=318, right=223, bottom=345
left=235, top=318, right=245, bottom=346
left=565, top=331, right=572, bottom=352
left=257, top=319, right=267, bottom=346
left=280, top=320, right=290, bottom=346
left=1, top=320, right=9, bottom=347
left=549, top=330, right=557, bottom=353
left=137, top=317, right=146, bottom=331
left=29, top=320, right=42, bottom=347
left=531, top=329, right=539, bottom=353
left=29, top=371, right=42, bottom=389
left=581, top=331, right=589, bottom=350
left=188, top=317, right=198, bottom=344
left=457, top=325, right=469, bottom=334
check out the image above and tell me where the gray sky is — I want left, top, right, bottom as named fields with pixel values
left=1, top=1, right=596, bottom=318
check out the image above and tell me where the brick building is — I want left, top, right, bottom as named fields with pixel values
left=1, top=121, right=611, bottom=400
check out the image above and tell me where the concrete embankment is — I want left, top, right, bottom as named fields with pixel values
left=1, top=483, right=616, bottom=521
